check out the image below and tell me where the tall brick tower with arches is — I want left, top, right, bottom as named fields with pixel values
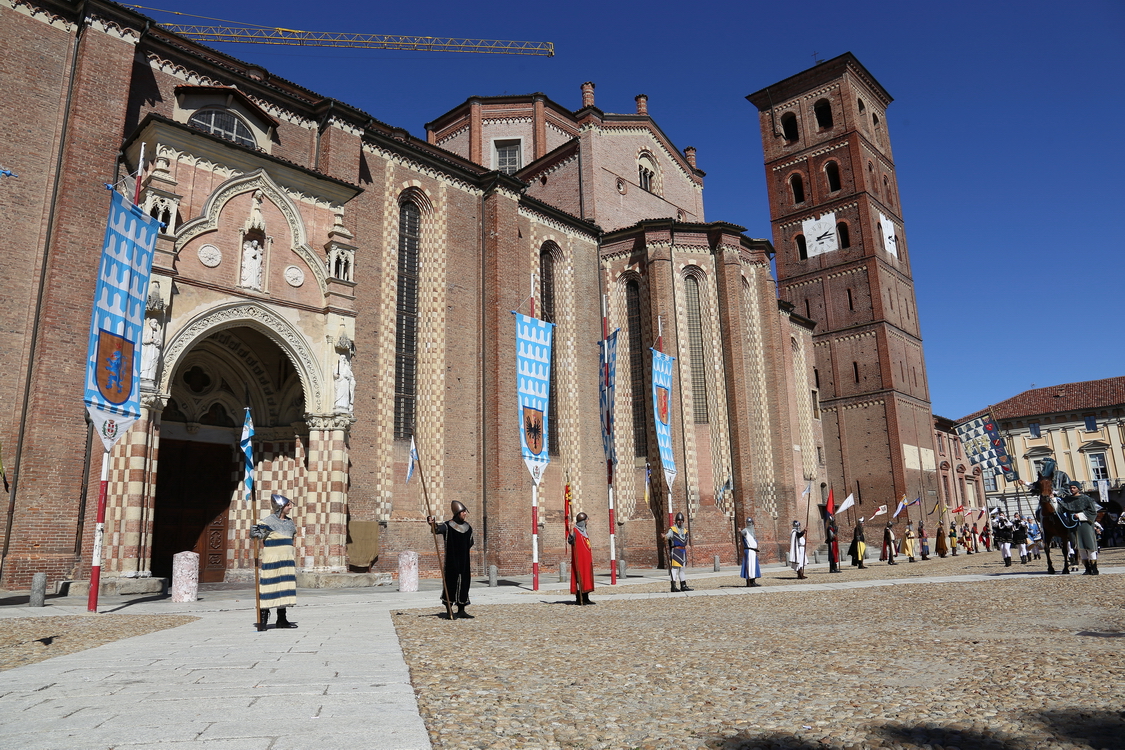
left=748, top=53, right=937, bottom=511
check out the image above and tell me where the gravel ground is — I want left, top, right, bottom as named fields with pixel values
left=395, top=555, right=1125, bottom=750
left=0, top=614, right=197, bottom=672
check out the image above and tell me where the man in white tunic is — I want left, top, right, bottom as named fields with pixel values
left=739, top=517, right=762, bottom=587
left=789, top=520, right=808, bottom=580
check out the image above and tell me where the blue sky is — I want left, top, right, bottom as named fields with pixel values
left=135, top=0, right=1125, bottom=420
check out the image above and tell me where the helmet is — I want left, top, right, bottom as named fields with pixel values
left=675, top=512, right=685, bottom=525
left=575, top=512, right=588, bottom=523
left=451, top=501, right=467, bottom=515
left=745, top=517, right=754, bottom=526
left=792, top=520, right=800, bottom=528
left=270, top=493, right=291, bottom=511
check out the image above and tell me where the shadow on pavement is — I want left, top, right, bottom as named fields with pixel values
left=1036, top=708, right=1125, bottom=748
left=102, top=593, right=170, bottom=613
left=0, top=593, right=67, bottom=607
left=699, top=731, right=828, bottom=749
left=877, top=723, right=1026, bottom=750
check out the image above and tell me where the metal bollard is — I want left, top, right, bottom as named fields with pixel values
left=558, top=560, right=569, bottom=583
left=713, top=555, right=721, bottom=572
left=488, top=564, right=498, bottom=587
left=29, top=572, right=47, bottom=607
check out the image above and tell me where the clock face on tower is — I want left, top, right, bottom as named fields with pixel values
left=802, top=212, right=838, bottom=257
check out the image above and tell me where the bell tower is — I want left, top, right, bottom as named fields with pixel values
left=747, top=53, right=936, bottom=509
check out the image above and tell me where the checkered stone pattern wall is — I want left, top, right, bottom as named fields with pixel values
left=698, top=256, right=736, bottom=518
left=102, top=408, right=159, bottom=576
left=303, top=426, right=349, bottom=571
left=413, top=182, right=448, bottom=515
left=371, top=163, right=403, bottom=522
left=741, top=262, right=781, bottom=519
left=607, top=273, right=642, bottom=520
left=791, top=335, right=819, bottom=481
left=229, top=438, right=306, bottom=575
left=670, top=253, right=706, bottom=518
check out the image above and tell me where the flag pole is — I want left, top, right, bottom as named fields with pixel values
left=86, top=448, right=110, bottom=613
left=529, top=276, right=540, bottom=592
left=602, top=294, right=617, bottom=585
left=415, top=443, right=455, bottom=622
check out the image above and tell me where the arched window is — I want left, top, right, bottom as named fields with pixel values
left=853, top=361, right=860, bottom=383
left=836, top=222, right=850, bottom=248
left=625, top=280, right=648, bottom=457
left=393, top=201, right=421, bottom=440
left=846, top=288, right=854, bottom=310
left=796, top=234, right=808, bottom=260
left=637, top=152, right=658, bottom=193
left=781, top=112, right=799, bottom=142
left=814, top=99, right=833, bottom=130
left=857, top=98, right=866, bottom=115
left=540, top=245, right=559, bottom=455
left=825, top=161, right=841, bottom=192
left=873, top=113, right=882, bottom=144
left=188, top=110, right=256, bottom=148
left=790, top=173, right=805, bottom=204
left=883, top=176, right=892, bottom=205
left=683, top=275, right=709, bottom=423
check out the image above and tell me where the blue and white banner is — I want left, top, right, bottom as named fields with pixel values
left=956, top=414, right=1019, bottom=482
left=515, top=313, right=554, bottom=485
left=599, top=329, right=619, bottom=472
left=241, top=408, right=255, bottom=503
left=651, top=349, right=677, bottom=488
left=83, top=191, right=159, bottom=451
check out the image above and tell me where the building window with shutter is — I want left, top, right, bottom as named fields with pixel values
left=495, top=140, right=521, bottom=175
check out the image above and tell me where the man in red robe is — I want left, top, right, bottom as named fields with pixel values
left=568, top=512, right=595, bottom=605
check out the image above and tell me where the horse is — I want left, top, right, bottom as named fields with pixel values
left=1028, top=478, right=1077, bottom=575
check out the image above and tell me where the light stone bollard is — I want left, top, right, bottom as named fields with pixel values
left=398, top=551, right=419, bottom=592
left=488, top=565, right=498, bottom=587
left=171, top=551, right=199, bottom=602
left=29, top=572, right=47, bottom=607
left=559, top=560, right=569, bottom=583
left=713, top=555, right=721, bottom=572
left=617, top=559, right=626, bottom=578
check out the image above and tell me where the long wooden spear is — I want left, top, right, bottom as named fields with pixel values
left=416, top=443, right=455, bottom=621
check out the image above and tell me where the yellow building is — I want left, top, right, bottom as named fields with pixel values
left=958, top=376, right=1125, bottom=517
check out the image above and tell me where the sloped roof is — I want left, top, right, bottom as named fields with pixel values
left=958, top=376, right=1125, bottom=423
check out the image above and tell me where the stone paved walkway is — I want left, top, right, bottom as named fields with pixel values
left=1, top=550, right=1122, bottom=749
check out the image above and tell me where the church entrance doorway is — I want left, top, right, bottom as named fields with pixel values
left=150, top=439, right=237, bottom=582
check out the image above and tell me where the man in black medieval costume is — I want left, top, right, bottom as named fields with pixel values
left=847, top=517, right=867, bottom=569
left=428, top=500, right=475, bottom=618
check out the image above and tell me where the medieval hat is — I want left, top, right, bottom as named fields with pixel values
left=270, top=493, right=292, bottom=511
left=1067, top=480, right=1081, bottom=489
left=451, top=500, right=468, bottom=515
left=675, top=512, right=685, bottom=525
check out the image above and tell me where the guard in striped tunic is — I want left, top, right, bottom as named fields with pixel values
left=251, top=493, right=298, bottom=629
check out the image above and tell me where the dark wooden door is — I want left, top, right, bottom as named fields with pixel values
left=152, top=439, right=235, bottom=583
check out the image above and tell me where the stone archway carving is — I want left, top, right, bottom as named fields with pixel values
left=160, top=302, right=325, bottom=412
left=174, top=169, right=329, bottom=296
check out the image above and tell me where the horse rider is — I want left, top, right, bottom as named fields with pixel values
left=1054, top=481, right=1103, bottom=575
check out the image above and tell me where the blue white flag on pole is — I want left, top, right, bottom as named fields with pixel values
left=651, top=349, right=677, bottom=488
left=241, top=408, right=255, bottom=503
left=514, top=313, right=554, bottom=485
left=83, top=190, right=159, bottom=451
left=406, top=436, right=418, bottom=485
left=599, top=329, right=619, bottom=471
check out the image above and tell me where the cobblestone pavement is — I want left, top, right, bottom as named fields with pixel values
left=0, top=614, right=198, bottom=672
left=395, top=555, right=1125, bottom=750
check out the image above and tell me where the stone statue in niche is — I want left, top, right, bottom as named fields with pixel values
left=140, top=317, right=163, bottom=383
left=334, top=352, right=356, bottom=413
left=240, top=238, right=263, bottom=290
left=249, top=189, right=265, bottom=231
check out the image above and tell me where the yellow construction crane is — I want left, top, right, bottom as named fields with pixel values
left=130, top=5, right=554, bottom=56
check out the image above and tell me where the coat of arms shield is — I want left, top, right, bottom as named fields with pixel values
left=96, top=329, right=134, bottom=405
left=523, top=406, right=545, bottom=456
left=657, top=386, right=670, bottom=425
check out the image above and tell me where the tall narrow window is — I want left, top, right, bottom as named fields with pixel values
left=846, top=288, right=854, bottom=310
left=811, top=390, right=820, bottom=419
left=814, top=99, right=833, bottom=130
left=1028, top=422, right=1041, bottom=438
left=1084, top=416, right=1098, bottom=432
left=837, top=222, right=850, bottom=248
left=790, top=174, right=805, bottom=203
left=804, top=298, right=811, bottom=318
left=796, top=234, right=807, bottom=260
left=684, top=275, right=709, bottom=423
left=781, top=112, right=799, bottom=142
left=814, top=368, right=820, bottom=388
left=825, top=161, right=841, bottom=192
left=626, top=280, right=648, bottom=456
left=852, top=361, right=860, bottom=383
left=394, top=201, right=421, bottom=439
left=540, top=246, right=559, bottom=455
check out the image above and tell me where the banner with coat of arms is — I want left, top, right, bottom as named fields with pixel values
left=599, top=329, right=619, bottom=474
left=84, top=191, right=160, bottom=451
left=650, top=348, right=677, bottom=488
left=955, top=413, right=1019, bottom=482
left=514, top=313, right=554, bottom=485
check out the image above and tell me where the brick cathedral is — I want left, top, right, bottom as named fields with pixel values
left=0, top=1, right=929, bottom=591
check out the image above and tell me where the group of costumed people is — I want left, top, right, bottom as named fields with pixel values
left=247, top=451, right=1110, bottom=630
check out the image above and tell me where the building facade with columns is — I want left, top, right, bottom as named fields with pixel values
left=0, top=0, right=824, bottom=590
